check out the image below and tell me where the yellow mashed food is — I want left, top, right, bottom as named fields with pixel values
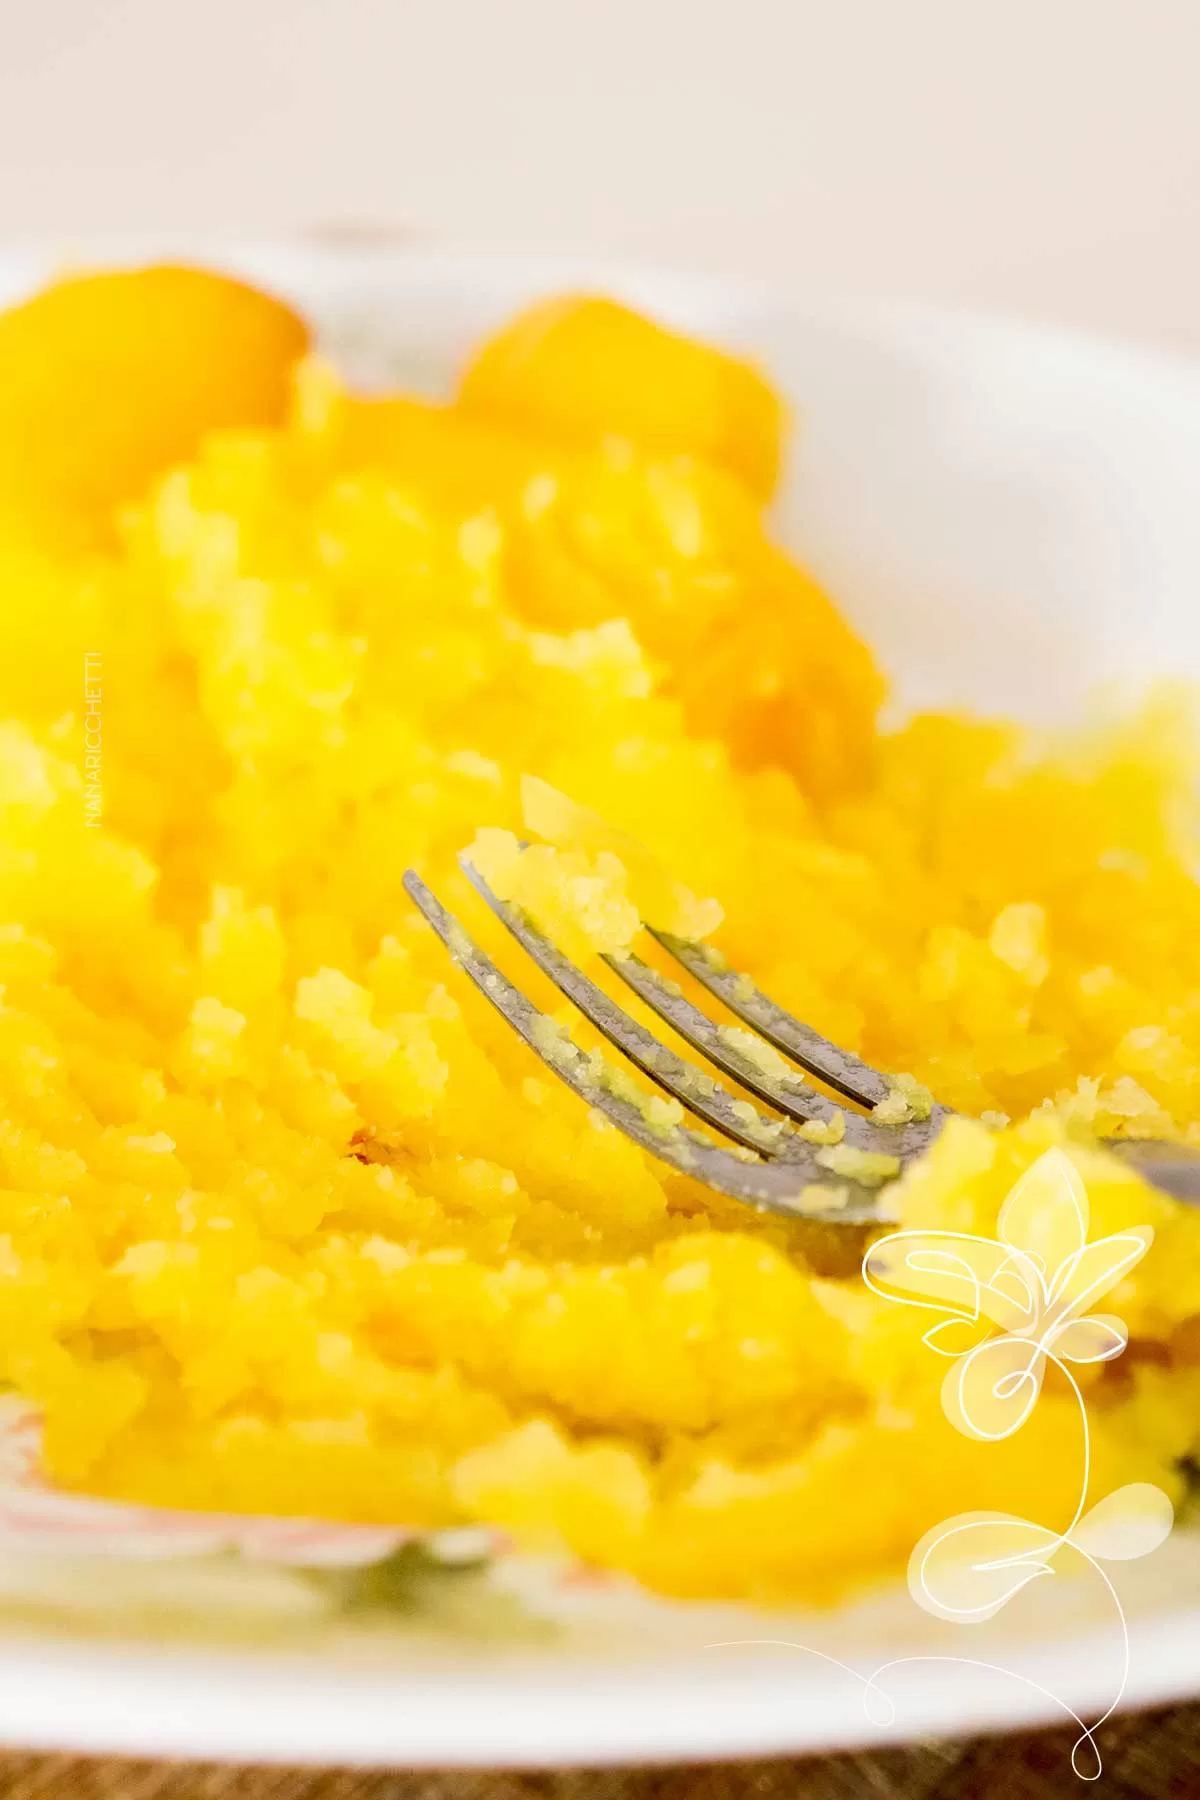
left=0, top=268, right=1198, bottom=1605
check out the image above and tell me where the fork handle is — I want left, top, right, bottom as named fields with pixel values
left=1102, top=1138, right=1200, bottom=1203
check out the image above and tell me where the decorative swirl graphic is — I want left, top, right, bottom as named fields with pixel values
left=710, top=1146, right=1173, bottom=1781
left=863, top=1146, right=1173, bottom=1779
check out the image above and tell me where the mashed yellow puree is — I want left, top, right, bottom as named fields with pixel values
left=0, top=268, right=1198, bottom=1604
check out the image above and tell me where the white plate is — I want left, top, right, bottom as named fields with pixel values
left=1, top=242, right=1199, bottom=1770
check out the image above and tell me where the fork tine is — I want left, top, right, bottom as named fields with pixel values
left=402, top=870, right=886, bottom=1225
left=461, top=856, right=937, bottom=1157
left=611, top=950, right=944, bottom=1159
left=458, top=855, right=794, bottom=1157
left=649, top=929, right=892, bottom=1111
left=604, top=950, right=905, bottom=1152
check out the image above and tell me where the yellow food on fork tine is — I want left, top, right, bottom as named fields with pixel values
left=475, top=774, right=724, bottom=951
left=424, top=785, right=1200, bottom=1217
left=0, top=268, right=1198, bottom=1602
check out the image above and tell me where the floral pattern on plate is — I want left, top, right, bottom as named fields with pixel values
left=0, top=1393, right=495, bottom=1569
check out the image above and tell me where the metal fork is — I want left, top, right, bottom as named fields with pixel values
left=403, top=858, right=1200, bottom=1221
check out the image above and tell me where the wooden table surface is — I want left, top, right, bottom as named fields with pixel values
left=2, top=1699, right=1197, bottom=1800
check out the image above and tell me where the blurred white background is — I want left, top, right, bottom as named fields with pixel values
left=1, top=0, right=1198, bottom=346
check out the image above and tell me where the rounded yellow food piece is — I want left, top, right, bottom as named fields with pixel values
left=503, top=444, right=886, bottom=797
left=457, top=294, right=784, bottom=501
left=0, top=264, right=308, bottom=549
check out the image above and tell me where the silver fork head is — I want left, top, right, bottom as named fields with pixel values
left=404, top=856, right=1200, bottom=1216
left=402, top=861, right=947, bottom=1226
